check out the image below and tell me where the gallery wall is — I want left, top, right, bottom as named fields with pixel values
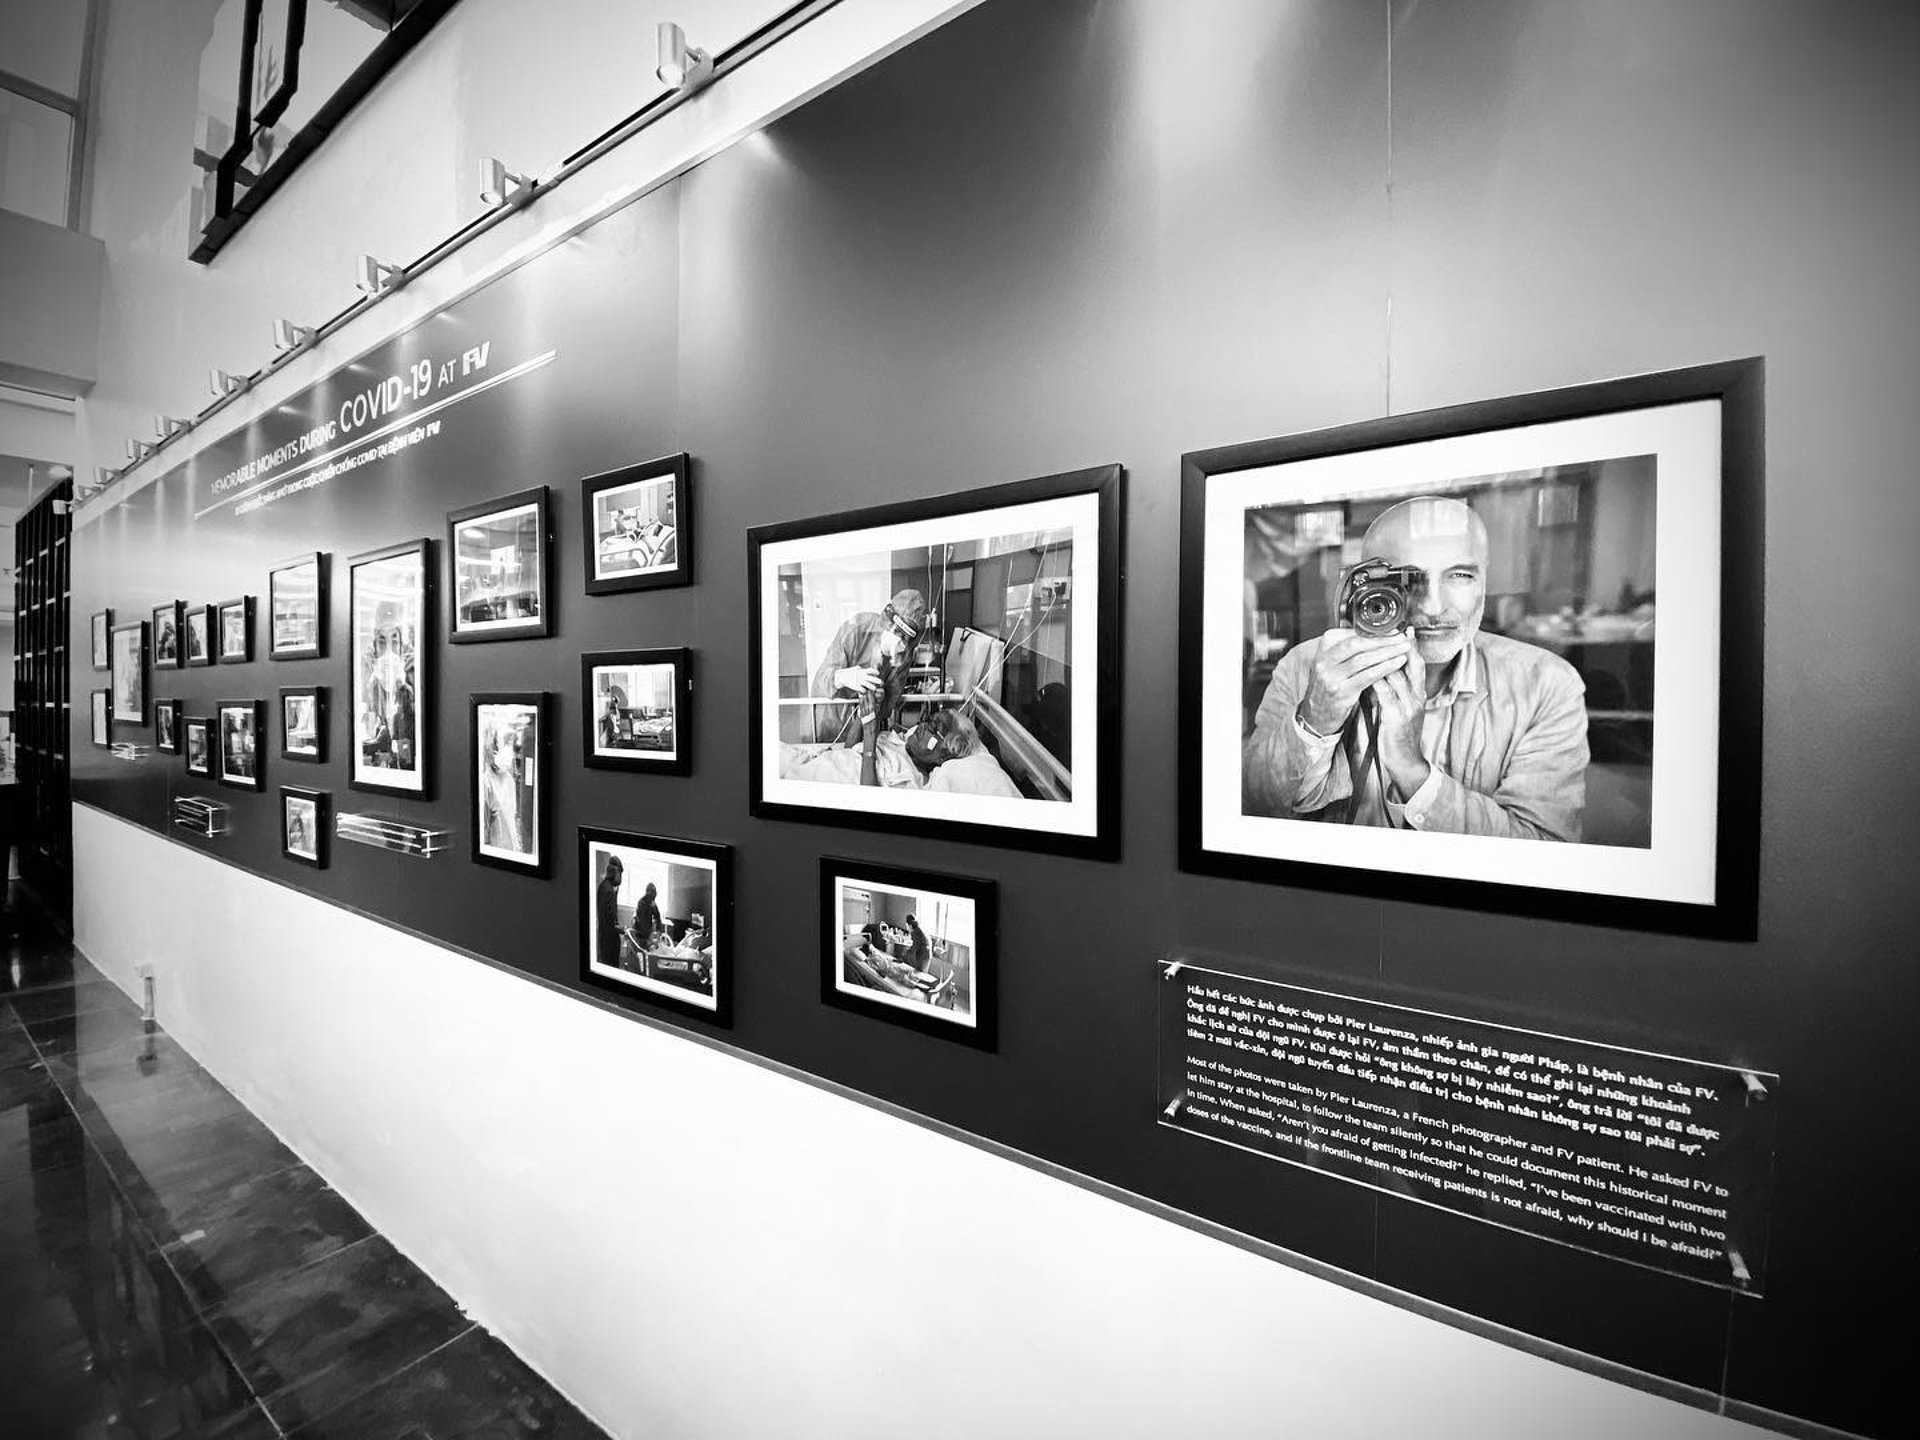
left=67, top=1, right=1920, bottom=1437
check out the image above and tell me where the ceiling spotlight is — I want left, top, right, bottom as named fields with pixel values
left=479, top=156, right=534, bottom=208
left=656, top=21, right=712, bottom=91
left=209, top=368, right=246, bottom=398
left=355, top=254, right=405, bottom=296
left=272, top=318, right=315, bottom=354
left=153, top=414, right=190, bottom=439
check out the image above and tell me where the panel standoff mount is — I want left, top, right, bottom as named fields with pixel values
left=337, top=812, right=449, bottom=857
left=172, top=796, right=230, bottom=837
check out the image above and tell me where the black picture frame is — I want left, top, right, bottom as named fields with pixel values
left=91, top=609, right=112, bottom=670
left=109, top=620, right=149, bottom=728
left=581, top=647, right=691, bottom=775
left=448, top=487, right=552, bottom=642
left=182, top=716, right=213, bottom=776
left=347, top=537, right=432, bottom=799
left=269, top=552, right=328, bottom=660
left=185, top=604, right=216, bottom=667
left=747, top=463, right=1124, bottom=860
left=582, top=452, right=692, bottom=594
left=1177, top=357, right=1764, bottom=940
left=280, top=685, right=326, bottom=763
left=89, top=689, right=111, bottom=748
left=217, top=596, right=255, bottom=663
left=154, top=699, right=182, bottom=754
left=215, top=699, right=266, bottom=791
left=578, top=827, right=732, bottom=1027
left=471, top=691, right=548, bottom=875
left=281, top=785, right=330, bottom=869
left=819, top=856, right=997, bottom=1050
left=152, top=600, right=184, bottom=669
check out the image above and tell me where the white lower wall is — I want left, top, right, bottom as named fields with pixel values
left=75, top=805, right=1769, bottom=1440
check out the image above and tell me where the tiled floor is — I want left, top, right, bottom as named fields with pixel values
left=0, top=891, right=608, bottom=1439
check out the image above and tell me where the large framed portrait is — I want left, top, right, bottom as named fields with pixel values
left=579, top=828, right=731, bottom=1024
left=269, top=552, right=326, bottom=659
left=184, top=604, right=216, bottom=667
left=449, top=487, right=551, bottom=642
left=90, top=689, right=111, bottom=748
left=582, top=648, right=690, bottom=774
left=819, top=857, right=996, bottom=1049
left=582, top=453, right=691, bottom=594
left=748, top=464, right=1122, bottom=858
left=348, top=538, right=431, bottom=797
left=152, top=601, right=184, bottom=669
left=1179, top=359, right=1763, bottom=938
left=471, top=692, right=547, bottom=874
left=217, top=596, right=254, bottom=663
left=183, top=715, right=213, bottom=776
left=281, top=786, right=329, bottom=869
left=280, top=685, right=326, bottom=763
left=154, top=699, right=182, bottom=754
left=109, top=620, right=149, bottom=727
left=216, top=699, right=265, bottom=791
left=91, top=609, right=112, bottom=670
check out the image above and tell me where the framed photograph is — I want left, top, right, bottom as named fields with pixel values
left=579, top=828, right=731, bottom=1024
left=582, top=452, right=691, bottom=594
left=152, top=601, right=184, bottom=669
left=348, top=538, right=431, bottom=797
left=184, top=604, right=216, bottom=667
left=280, top=685, right=326, bottom=763
left=183, top=716, right=213, bottom=777
left=90, top=689, right=111, bottom=748
left=216, top=700, right=265, bottom=790
left=269, top=552, right=327, bottom=659
left=109, top=621, right=149, bottom=727
left=449, top=487, right=551, bottom=641
left=91, top=609, right=112, bottom=670
left=1179, top=358, right=1763, bottom=938
left=582, top=648, right=690, bottom=774
left=281, top=786, right=329, bottom=868
left=154, top=699, right=182, bottom=754
left=748, top=463, right=1123, bottom=858
left=820, top=857, right=996, bottom=1048
left=217, top=596, right=254, bottom=663
left=471, top=692, right=548, bottom=874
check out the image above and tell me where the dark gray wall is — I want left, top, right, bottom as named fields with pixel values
left=72, top=2, right=1920, bottom=1435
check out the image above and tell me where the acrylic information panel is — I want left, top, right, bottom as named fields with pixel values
left=1157, top=960, right=1776, bottom=1291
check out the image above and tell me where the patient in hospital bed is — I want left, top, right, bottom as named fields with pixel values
left=780, top=708, right=1019, bottom=797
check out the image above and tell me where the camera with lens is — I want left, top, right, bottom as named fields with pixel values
left=1338, top=556, right=1426, bottom=638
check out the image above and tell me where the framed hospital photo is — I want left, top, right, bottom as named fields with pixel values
left=1178, top=358, right=1763, bottom=938
left=449, top=487, right=552, bottom=642
left=154, top=699, right=182, bottom=754
left=90, top=689, right=111, bottom=748
left=91, top=609, right=112, bottom=670
left=347, top=538, right=431, bottom=798
left=183, top=715, right=213, bottom=777
left=819, top=857, right=996, bottom=1050
left=282, top=786, right=329, bottom=869
left=152, top=601, right=185, bottom=669
left=280, top=685, right=326, bottom=763
left=471, top=692, right=548, bottom=875
left=582, top=648, right=690, bottom=775
left=269, top=552, right=327, bottom=660
left=109, top=620, right=149, bottom=728
left=215, top=699, right=266, bottom=791
left=581, top=452, right=691, bottom=594
left=217, top=596, right=255, bottom=663
left=747, top=463, right=1123, bottom=860
left=185, top=603, right=216, bottom=667
left=578, top=827, right=732, bottom=1026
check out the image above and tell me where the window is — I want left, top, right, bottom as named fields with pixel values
left=0, top=0, right=96, bottom=229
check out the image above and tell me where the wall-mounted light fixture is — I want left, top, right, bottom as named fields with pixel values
left=355, top=254, right=405, bottom=296
left=153, top=414, right=190, bottom=440
left=209, top=368, right=246, bottom=399
left=272, top=318, right=316, bottom=354
left=478, top=156, right=534, bottom=209
left=656, top=22, right=712, bottom=91
left=124, top=438, right=156, bottom=464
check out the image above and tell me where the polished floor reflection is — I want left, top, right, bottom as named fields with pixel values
left=0, top=896, right=606, bottom=1438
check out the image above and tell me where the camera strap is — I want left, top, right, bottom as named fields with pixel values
left=1337, top=691, right=1386, bottom=827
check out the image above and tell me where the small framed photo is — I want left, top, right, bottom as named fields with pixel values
left=1180, top=358, right=1763, bottom=938
left=154, top=699, right=182, bottom=754
left=579, top=827, right=731, bottom=1024
left=280, top=686, right=326, bottom=763
left=348, top=538, right=431, bottom=797
left=183, top=716, right=213, bottom=777
left=217, top=596, right=254, bottom=663
left=216, top=699, right=265, bottom=791
left=582, top=648, right=690, bottom=774
left=91, top=609, right=112, bottom=670
left=281, top=786, right=329, bottom=868
left=820, top=857, right=996, bottom=1049
left=269, top=552, right=327, bottom=659
left=472, top=693, right=548, bottom=874
left=185, top=604, right=216, bottom=666
left=90, top=689, right=111, bottom=747
left=152, top=601, right=184, bottom=669
left=109, top=620, right=149, bottom=728
left=449, top=487, right=551, bottom=642
left=582, top=452, right=691, bottom=594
